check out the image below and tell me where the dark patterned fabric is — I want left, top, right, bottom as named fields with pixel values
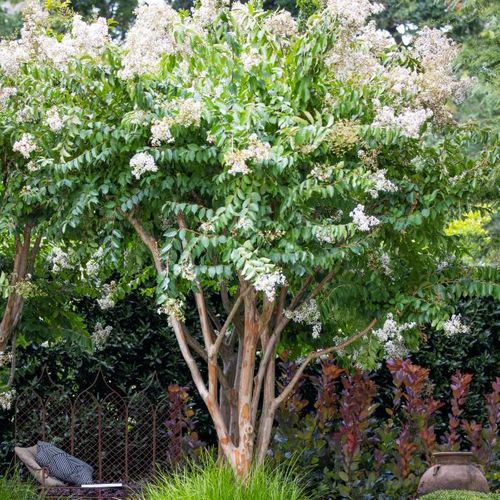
left=36, top=441, right=93, bottom=485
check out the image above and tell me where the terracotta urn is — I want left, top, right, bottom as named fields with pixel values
left=417, top=452, right=489, bottom=497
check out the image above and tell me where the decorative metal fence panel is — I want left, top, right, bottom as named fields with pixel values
left=15, top=367, right=183, bottom=482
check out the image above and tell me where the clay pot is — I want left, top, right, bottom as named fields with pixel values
left=417, top=452, right=489, bottom=497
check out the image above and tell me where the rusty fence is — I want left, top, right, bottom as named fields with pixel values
left=14, top=367, right=193, bottom=484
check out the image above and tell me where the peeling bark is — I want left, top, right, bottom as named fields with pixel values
left=125, top=212, right=377, bottom=479
left=0, top=226, right=40, bottom=352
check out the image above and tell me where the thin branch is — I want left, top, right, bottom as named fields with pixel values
left=211, top=287, right=252, bottom=359
left=171, top=318, right=208, bottom=399
left=171, top=318, right=233, bottom=448
left=183, top=324, right=232, bottom=396
left=273, top=319, right=377, bottom=410
left=121, top=209, right=163, bottom=274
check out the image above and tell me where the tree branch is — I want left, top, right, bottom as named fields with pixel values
left=121, top=209, right=163, bottom=274
left=273, top=318, right=377, bottom=410
left=211, top=287, right=252, bottom=359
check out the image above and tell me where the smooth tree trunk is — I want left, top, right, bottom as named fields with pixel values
left=0, top=225, right=41, bottom=354
left=124, top=210, right=377, bottom=479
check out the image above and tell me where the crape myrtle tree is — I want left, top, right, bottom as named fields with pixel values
left=1, top=0, right=498, bottom=477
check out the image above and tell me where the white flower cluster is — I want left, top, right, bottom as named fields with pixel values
left=97, top=281, right=116, bottom=310
left=172, top=97, right=203, bottom=127
left=326, top=0, right=384, bottom=27
left=51, top=247, right=71, bottom=273
left=284, top=299, right=322, bottom=339
left=443, top=314, right=470, bottom=337
left=413, top=27, right=472, bottom=120
left=27, top=161, right=39, bottom=172
left=92, top=322, right=113, bottom=351
left=0, top=86, right=16, bottom=109
left=373, top=313, right=416, bottom=359
left=325, top=19, right=393, bottom=84
left=384, top=66, right=419, bottom=97
left=0, top=2, right=110, bottom=76
left=199, top=221, right=215, bottom=233
left=151, top=99, right=203, bottom=146
left=241, top=48, right=263, bottom=72
left=235, top=217, right=253, bottom=231
left=192, top=0, right=225, bottom=29
left=372, top=104, right=433, bottom=139
left=179, top=261, right=196, bottom=281
left=368, top=169, right=398, bottom=198
left=359, top=21, right=394, bottom=53
left=13, top=133, right=38, bottom=158
left=349, top=204, right=380, bottom=232
left=264, top=10, right=298, bottom=39
left=119, top=1, right=180, bottom=79
left=0, top=351, right=12, bottom=368
left=151, top=118, right=174, bottom=146
left=85, top=247, right=104, bottom=275
left=225, top=134, right=271, bottom=175
left=254, top=271, right=286, bottom=302
left=0, top=389, right=15, bottom=411
left=46, top=107, right=64, bottom=131
left=314, top=226, right=335, bottom=244
left=379, top=252, right=392, bottom=275
left=157, top=297, right=186, bottom=321
left=130, top=152, right=158, bottom=179
left=310, top=164, right=333, bottom=182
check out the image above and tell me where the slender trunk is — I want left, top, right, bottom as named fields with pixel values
left=0, top=226, right=37, bottom=351
left=256, top=348, right=276, bottom=464
left=233, top=288, right=259, bottom=477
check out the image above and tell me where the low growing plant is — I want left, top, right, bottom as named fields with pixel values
left=139, top=453, right=310, bottom=500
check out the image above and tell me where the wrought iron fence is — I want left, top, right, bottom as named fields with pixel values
left=14, top=366, right=190, bottom=484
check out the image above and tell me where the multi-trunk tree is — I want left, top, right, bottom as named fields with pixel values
left=1, top=0, right=498, bottom=476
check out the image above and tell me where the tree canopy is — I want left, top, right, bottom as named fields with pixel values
left=1, top=0, right=498, bottom=476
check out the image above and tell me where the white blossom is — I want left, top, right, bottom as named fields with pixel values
left=13, top=133, right=38, bottom=158
left=199, top=221, right=215, bottom=233
left=372, top=104, right=433, bottom=139
left=119, top=1, right=180, bottom=79
left=264, top=10, right=298, bottom=39
left=192, top=0, right=225, bottom=29
left=51, top=247, right=71, bottom=273
left=284, top=299, right=322, bottom=339
left=174, top=98, right=203, bottom=127
left=443, top=314, right=470, bottom=337
left=368, top=169, right=398, bottom=198
left=0, top=86, right=16, bottom=109
left=151, top=118, right=174, bottom=146
left=349, top=204, right=380, bottom=231
left=225, top=134, right=271, bottom=175
left=241, top=48, right=263, bottom=72
left=373, top=313, right=415, bottom=359
left=46, top=106, right=64, bottom=131
left=254, top=271, right=287, bottom=302
left=0, top=389, right=15, bottom=411
left=92, top=322, right=113, bottom=351
left=97, top=281, right=116, bottom=310
left=27, top=161, right=40, bottom=172
left=157, top=297, right=185, bottom=321
left=179, top=261, right=196, bottom=281
left=325, top=0, right=384, bottom=27
left=130, top=152, right=158, bottom=179
left=379, top=252, right=392, bottom=275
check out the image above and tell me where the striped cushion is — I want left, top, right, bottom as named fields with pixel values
left=36, top=441, right=93, bottom=485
